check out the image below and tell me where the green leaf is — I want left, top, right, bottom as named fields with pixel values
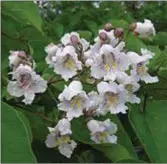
left=153, top=32, right=167, bottom=46
left=116, top=159, right=144, bottom=163
left=125, top=33, right=147, bottom=53
left=92, top=143, right=133, bottom=162
left=19, top=26, right=51, bottom=61
left=109, top=19, right=129, bottom=29
left=21, top=110, right=52, bottom=141
left=84, top=20, right=98, bottom=36
left=3, top=1, right=43, bottom=33
left=1, top=102, right=37, bottom=163
left=52, top=21, right=64, bottom=39
left=17, top=111, right=33, bottom=142
left=129, top=100, right=167, bottom=162
left=77, top=30, right=92, bottom=41
left=108, top=115, right=137, bottom=158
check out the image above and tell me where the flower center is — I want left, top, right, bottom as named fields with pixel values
left=125, top=84, right=133, bottom=93
left=70, top=96, right=82, bottom=108
left=64, top=54, right=75, bottom=69
left=97, top=131, right=108, bottom=143
left=136, top=62, right=146, bottom=75
left=105, top=92, right=119, bottom=107
left=19, top=73, right=32, bottom=89
left=103, top=53, right=117, bottom=71
left=57, top=135, right=71, bottom=145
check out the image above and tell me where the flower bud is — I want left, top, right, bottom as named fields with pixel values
left=18, top=51, right=27, bottom=58
left=114, top=28, right=124, bottom=38
left=70, top=35, right=79, bottom=45
left=104, top=23, right=113, bottom=32
left=99, top=32, right=108, bottom=41
left=129, top=23, right=137, bottom=32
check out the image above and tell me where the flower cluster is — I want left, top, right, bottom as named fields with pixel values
left=44, top=19, right=158, bottom=158
left=7, top=50, right=47, bottom=104
left=7, top=19, right=158, bottom=158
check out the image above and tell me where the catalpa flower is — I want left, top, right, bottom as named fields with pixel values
left=58, top=81, right=89, bottom=121
left=97, top=81, right=128, bottom=115
left=61, top=32, right=89, bottom=52
left=130, top=19, right=156, bottom=38
left=94, top=29, right=119, bottom=47
left=84, top=29, right=120, bottom=67
left=87, top=119, right=117, bottom=144
left=9, top=50, right=35, bottom=70
left=90, top=44, right=130, bottom=81
left=127, top=49, right=159, bottom=84
left=117, top=72, right=141, bottom=104
left=45, top=118, right=77, bottom=158
left=84, top=41, right=125, bottom=68
left=53, top=46, right=82, bottom=81
left=7, top=64, right=47, bottom=104
left=45, top=43, right=59, bottom=67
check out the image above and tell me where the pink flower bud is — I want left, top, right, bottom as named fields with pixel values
left=70, top=35, right=79, bottom=45
left=99, top=32, right=108, bottom=41
left=114, top=28, right=124, bottom=38
left=129, top=23, right=137, bottom=32
left=104, top=23, right=113, bottom=32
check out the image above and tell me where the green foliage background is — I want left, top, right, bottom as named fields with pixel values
left=1, top=1, right=167, bottom=163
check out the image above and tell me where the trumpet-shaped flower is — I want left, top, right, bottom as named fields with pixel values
left=127, top=50, right=158, bottom=83
left=94, top=29, right=119, bottom=47
left=61, top=32, right=89, bottom=52
left=117, top=72, right=140, bottom=104
left=134, top=19, right=156, bottom=37
left=90, top=44, right=130, bottom=81
left=7, top=64, right=47, bottom=104
left=58, top=81, right=89, bottom=121
left=53, top=46, right=82, bottom=81
left=87, top=119, right=117, bottom=144
left=9, top=50, right=35, bottom=70
left=97, top=81, right=128, bottom=115
left=45, top=118, right=77, bottom=158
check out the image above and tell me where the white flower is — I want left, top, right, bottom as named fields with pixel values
left=141, top=48, right=155, bottom=57
left=94, top=29, right=119, bottom=47
left=127, top=50, right=159, bottom=84
left=117, top=72, right=141, bottom=104
left=9, top=50, right=35, bottom=70
left=90, top=44, right=130, bottom=81
left=58, top=81, right=89, bottom=121
left=7, top=64, right=47, bottom=104
left=61, top=32, right=89, bottom=51
left=45, top=118, right=77, bottom=158
left=53, top=46, right=82, bottom=81
left=84, top=29, right=121, bottom=66
left=45, top=43, right=59, bottom=67
left=97, top=81, right=128, bottom=115
left=87, top=119, right=117, bottom=144
left=134, top=19, right=156, bottom=37
left=84, top=41, right=125, bottom=68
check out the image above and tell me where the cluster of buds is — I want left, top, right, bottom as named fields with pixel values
left=7, top=50, right=47, bottom=104
left=7, top=19, right=158, bottom=158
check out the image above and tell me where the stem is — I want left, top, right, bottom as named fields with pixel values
left=48, top=78, right=64, bottom=85
left=48, top=87, right=59, bottom=103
